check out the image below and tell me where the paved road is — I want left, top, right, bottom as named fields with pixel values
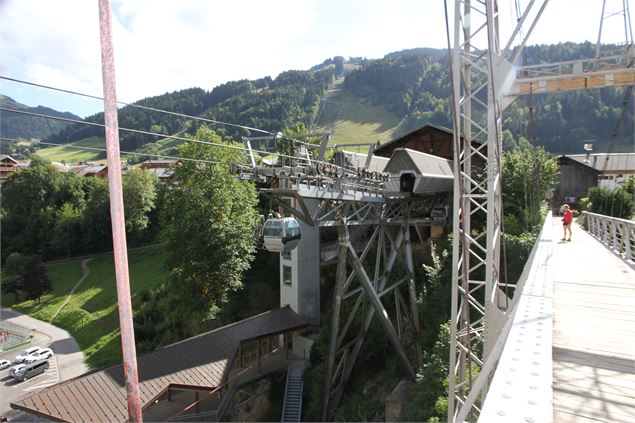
left=0, top=307, right=88, bottom=421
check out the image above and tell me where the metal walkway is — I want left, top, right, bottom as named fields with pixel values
left=552, top=219, right=635, bottom=422
left=480, top=214, right=635, bottom=422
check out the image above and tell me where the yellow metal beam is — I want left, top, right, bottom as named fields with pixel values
left=509, top=68, right=635, bottom=96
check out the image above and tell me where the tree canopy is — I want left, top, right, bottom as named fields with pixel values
left=0, top=157, right=159, bottom=259
left=160, top=126, right=259, bottom=319
left=502, top=140, right=559, bottom=233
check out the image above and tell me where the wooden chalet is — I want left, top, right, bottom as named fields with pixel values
left=139, top=160, right=178, bottom=170
left=0, top=155, right=19, bottom=181
left=373, top=124, right=486, bottom=167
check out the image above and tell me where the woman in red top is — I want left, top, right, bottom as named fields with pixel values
left=561, top=204, right=573, bottom=241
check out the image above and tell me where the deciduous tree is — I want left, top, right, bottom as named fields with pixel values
left=122, top=168, right=158, bottom=235
left=161, top=126, right=259, bottom=320
left=502, top=141, right=558, bottom=234
left=22, top=255, right=52, bottom=303
left=0, top=156, right=62, bottom=258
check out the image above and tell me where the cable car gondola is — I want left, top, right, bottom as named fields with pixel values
left=262, top=216, right=301, bottom=252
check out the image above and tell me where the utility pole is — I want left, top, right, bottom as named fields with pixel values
left=97, top=0, right=143, bottom=420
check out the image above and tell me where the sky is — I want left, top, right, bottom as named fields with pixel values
left=0, top=0, right=633, bottom=118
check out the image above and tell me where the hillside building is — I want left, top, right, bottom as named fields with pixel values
left=11, top=308, right=308, bottom=422
left=76, top=164, right=108, bottom=178
left=0, top=155, right=19, bottom=181
left=139, top=159, right=178, bottom=170
left=554, top=153, right=635, bottom=208
left=140, top=159, right=178, bottom=181
left=373, top=124, right=486, bottom=168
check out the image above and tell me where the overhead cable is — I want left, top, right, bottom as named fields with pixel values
left=0, top=137, right=219, bottom=165
left=0, top=75, right=331, bottom=149
left=0, top=75, right=273, bottom=135
left=0, top=107, right=352, bottom=173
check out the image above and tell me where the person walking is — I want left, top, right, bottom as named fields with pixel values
left=561, top=204, right=573, bottom=241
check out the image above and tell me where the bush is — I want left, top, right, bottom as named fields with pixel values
left=588, top=186, right=634, bottom=219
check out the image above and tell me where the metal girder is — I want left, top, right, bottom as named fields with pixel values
left=448, top=1, right=514, bottom=421
left=321, top=220, right=422, bottom=421
left=346, top=228, right=416, bottom=381
left=510, top=56, right=635, bottom=96
left=261, top=186, right=442, bottom=228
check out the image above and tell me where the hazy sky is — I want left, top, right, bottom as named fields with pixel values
left=0, top=0, right=632, bottom=117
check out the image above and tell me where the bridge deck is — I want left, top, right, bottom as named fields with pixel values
left=552, top=220, right=635, bottom=422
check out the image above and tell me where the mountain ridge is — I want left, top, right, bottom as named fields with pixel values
left=3, top=42, right=633, bottom=160
left=0, top=94, right=81, bottom=142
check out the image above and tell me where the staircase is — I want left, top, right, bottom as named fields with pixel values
left=281, top=363, right=304, bottom=422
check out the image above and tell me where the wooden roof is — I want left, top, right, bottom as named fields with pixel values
left=560, top=153, right=635, bottom=174
left=374, top=124, right=455, bottom=157
left=12, top=307, right=307, bottom=422
left=0, top=154, right=18, bottom=164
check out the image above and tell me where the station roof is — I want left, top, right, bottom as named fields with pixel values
left=12, top=307, right=307, bottom=422
left=561, top=153, right=635, bottom=173
left=384, top=148, right=453, bottom=178
left=337, top=150, right=390, bottom=172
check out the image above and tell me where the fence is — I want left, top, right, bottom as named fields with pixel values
left=583, top=212, right=635, bottom=264
left=0, top=319, right=32, bottom=351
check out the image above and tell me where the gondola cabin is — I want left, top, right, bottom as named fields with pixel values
left=262, top=217, right=301, bottom=252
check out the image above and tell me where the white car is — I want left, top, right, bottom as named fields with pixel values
left=14, top=347, right=43, bottom=364
left=24, top=348, right=54, bottom=363
left=0, top=359, right=11, bottom=370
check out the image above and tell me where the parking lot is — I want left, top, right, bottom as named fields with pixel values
left=1, top=348, right=60, bottom=390
left=0, top=308, right=88, bottom=421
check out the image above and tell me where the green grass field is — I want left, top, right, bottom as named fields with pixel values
left=315, top=88, right=401, bottom=150
left=133, top=128, right=188, bottom=159
left=3, top=245, right=167, bottom=369
left=35, top=136, right=106, bottom=163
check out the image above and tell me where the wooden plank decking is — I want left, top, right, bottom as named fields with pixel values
left=552, top=220, right=635, bottom=422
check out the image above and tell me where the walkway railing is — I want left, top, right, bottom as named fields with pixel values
left=582, top=212, right=635, bottom=263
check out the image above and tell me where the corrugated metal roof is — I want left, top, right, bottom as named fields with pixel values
left=12, top=307, right=307, bottom=422
left=78, top=165, right=107, bottom=176
left=338, top=150, right=389, bottom=172
left=562, top=153, right=635, bottom=172
left=384, top=148, right=453, bottom=177
left=146, top=167, right=173, bottom=179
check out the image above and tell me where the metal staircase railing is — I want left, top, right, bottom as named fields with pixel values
left=281, top=364, right=304, bottom=422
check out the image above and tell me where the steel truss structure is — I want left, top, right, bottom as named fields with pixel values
left=448, top=1, right=634, bottom=422
left=319, top=219, right=423, bottom=421
left=241, top=164, right=445, bottom=421
left=261, top=184, right=436, bottom=421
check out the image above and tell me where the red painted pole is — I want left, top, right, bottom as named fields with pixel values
left=97, top=0, right=143, bottom=421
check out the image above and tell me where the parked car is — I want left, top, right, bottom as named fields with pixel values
left=10, top=359, right=49, bottom=382
left=0, top=359, right=11, bottom=370
left=14, top=347, right=43, bottom=364
left=24, top=348, right=53, bottom=363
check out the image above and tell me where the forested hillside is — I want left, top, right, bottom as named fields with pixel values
left=0, top=94, right=80, bottom=143
left=7, top=41, right=633, bottom=158
left=342, top=42, right=634, bottom=153
left=47, top=69, right=334, bottom=155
